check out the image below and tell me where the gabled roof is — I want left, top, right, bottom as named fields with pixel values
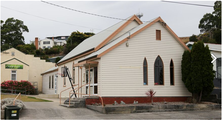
left=1, top=47, right=26, bottom=55
left=57, top=15, right=142, bottom=65
left=1, top=58, right=29, bottom=66
left=41, top=66, right=58, bottom=75
left=80, top=17, right=190, bottom=61
left=186, top=42, right=221, bottom=52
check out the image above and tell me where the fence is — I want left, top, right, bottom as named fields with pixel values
left=1, top=87, right=28, bottom=95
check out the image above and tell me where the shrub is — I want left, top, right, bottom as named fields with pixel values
left=1, top=80, right=35, bottom=94
left=145, top=89, right=156, bottom=104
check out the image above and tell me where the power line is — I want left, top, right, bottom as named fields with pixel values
left=41, top=0, right=128, bottom=21
left=2, top=5, right=150, bottom=34
left=1, top=6, right=103, bottom=31
left=41, top=0, right=149, bottom=22
left=162, top=0, right=213, bottom=7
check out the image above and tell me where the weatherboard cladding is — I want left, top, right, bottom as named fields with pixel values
left=57, top=15, right=136, bottom=64
left=98, top=22, right=191, bottom=96
left=81, top=17, right=190, bottom=61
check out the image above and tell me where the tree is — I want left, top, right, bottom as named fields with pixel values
left=1, top=18, right=29, bottom=50
left=189, top=35, right=198, bottom=42
left=198, top=1, right=221, bottom=44
left=55, top=57, right=61, bottom=63
left=64, top=31, right=94, bottom=54
left=181, top=41, right=214, bottom=103
left=16, top=44, right=36, bottom=54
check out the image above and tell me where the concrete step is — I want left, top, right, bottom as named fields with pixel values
left=62, top=98, right=86, bottom=108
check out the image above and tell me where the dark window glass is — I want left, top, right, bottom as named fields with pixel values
left=154, top=56, right=164, bottom=85
left=49, top=76, right=51, bottom=89
left=170, top=60, right=174, bottom=85
left=86, top=86, right=88, bottom=94
left=52, top=75, right=54, bottom=88
left=73, top=68, right=75, bottom=84
left=43, top=41, right=50, bottom=44
left=94, top=86, right=98, bottom=94
left=86, top=70, right=88, bottom=84
left=94, top=67, right=98, bottom=84
left=143, top=58, right=148, bottom=85
left=216, top=58, right=221, bottom=79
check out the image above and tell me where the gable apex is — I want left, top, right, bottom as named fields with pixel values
left=86, top=16, right=190, bottom=58
left=94, top=15, right=143, bottom=51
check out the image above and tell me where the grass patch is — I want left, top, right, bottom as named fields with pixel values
left=1, top=94, right=52, bottom=102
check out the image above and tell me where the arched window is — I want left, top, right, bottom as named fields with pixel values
left=154, top=56, right=164, bottom=85
left=170, top=59, right=174, bottom=85
left=143, top=58, right=148, bottom=85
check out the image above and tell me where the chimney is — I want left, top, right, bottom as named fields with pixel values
left=35, top=37, right=39, bottom=50
left=52, top=36, right=54, bottom=46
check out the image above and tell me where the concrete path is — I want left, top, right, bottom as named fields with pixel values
left=19, top=97, right=221, bottom=119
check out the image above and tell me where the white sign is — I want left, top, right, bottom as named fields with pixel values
left=11, top=114, right=17, bottom=117
left=211, top=53, right=217, bottom=63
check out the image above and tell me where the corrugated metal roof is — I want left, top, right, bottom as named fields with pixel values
left=57, top=15, right=134, bottom=64
left=41, top=66, right=58, bottom=75
left=186, top=42, right=221, bottom=51
left=80, top=19, right=156, bottom=61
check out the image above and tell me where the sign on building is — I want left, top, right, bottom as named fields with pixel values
left=5, top=64, right=23, bottom=69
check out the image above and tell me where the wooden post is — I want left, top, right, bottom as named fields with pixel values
left=78, top=66, right=79, bottom=98
left=80, top=67, right=82, bottom=97
left=89, top=64, right=90, bottom=97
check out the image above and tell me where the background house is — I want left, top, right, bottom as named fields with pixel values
left=186, top=42, right=221, bottom=99
left=47, top=36, right=69, bottom=41
left=1, top=48, right=55, bottom=93
left=30, top=36, right=67, bottom=49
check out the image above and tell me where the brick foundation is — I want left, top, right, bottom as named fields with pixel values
left=85, top=96, right=190, bottom=105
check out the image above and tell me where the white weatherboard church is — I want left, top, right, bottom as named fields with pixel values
left=42, top=15, right=191, bottom=104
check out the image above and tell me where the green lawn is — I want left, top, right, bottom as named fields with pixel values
left=1, top=94, right=52, bottom=102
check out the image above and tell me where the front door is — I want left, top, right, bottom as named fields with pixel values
left=86, top=67, right=98, bottom=95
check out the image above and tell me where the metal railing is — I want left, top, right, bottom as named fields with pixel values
left=59, top=84, right=78, bottom=105
left=60, top=84, right=104, bottom=107
left=1, top=87, right=27, bottom=95
left=13, top=93, right=21, bottom=105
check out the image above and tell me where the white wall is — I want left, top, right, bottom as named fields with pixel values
left=39, top=39, right=54, bottom=49
left=211, top=51, right=221, bottom=72
left=99, top=22, right=191, bottom=97
left=42, top=71, right=57, bottom=94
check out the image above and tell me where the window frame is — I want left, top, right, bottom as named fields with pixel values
left=11, top=70, right=16, bottom=80
left=154, top=55, right=164, bottom=85
left=73, top=67, right=75, bottom=84
left=216, top=58, right=221, bottom=79
left=156, top=30, right=161, bottom=40
left=170, top=59, right=175, bottom=85
left=52, top=75, right=54, bottom=88
left=143, top=58, right=148, bottom=85
left=49, top=76, right=51, bottom=89
left=43, top=41, right=50, bottom=44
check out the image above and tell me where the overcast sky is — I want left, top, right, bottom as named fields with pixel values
left=1, top=0, right=215, bottom=44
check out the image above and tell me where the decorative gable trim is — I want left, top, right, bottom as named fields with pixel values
left=1, top=58, right=29, bottom=66
left=94, top=15, right=143, bottom=51
left=97, top=17, right=190, bottom=58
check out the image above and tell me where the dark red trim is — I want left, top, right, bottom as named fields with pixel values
left=85, top=96, right=190, bottom=105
